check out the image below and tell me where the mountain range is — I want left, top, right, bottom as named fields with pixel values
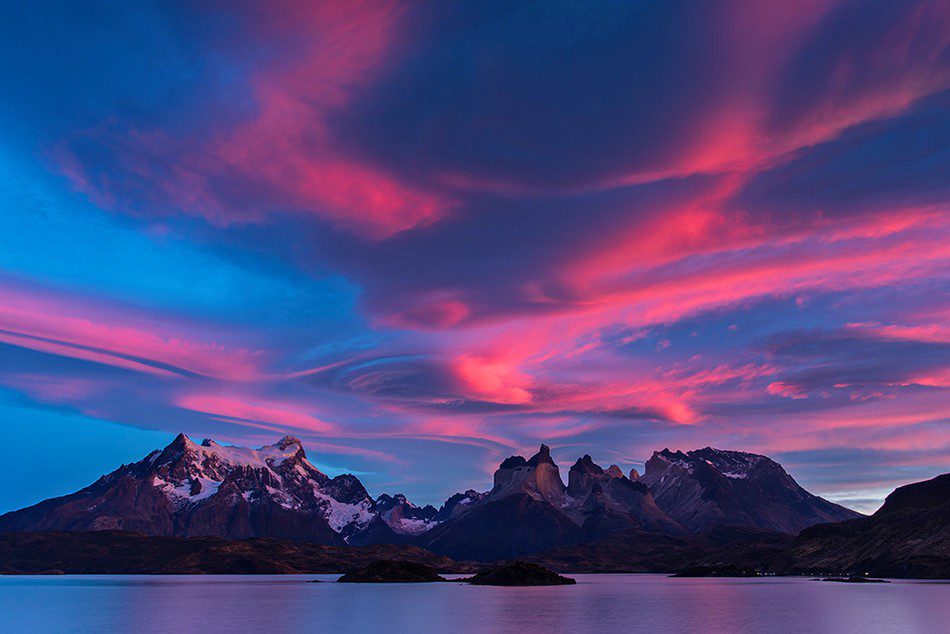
left=0, top=434, right=863, bottom=561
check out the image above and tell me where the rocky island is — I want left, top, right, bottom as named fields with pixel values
left=466, top=561, right=576, bottom=586
left=337, top=560, right=448, bottom=583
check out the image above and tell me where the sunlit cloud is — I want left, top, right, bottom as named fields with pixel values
left=0, top=0, right=946, bottom=506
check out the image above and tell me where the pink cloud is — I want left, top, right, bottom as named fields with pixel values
left=54, top=1, right=451, bottom=239
left=178, top=393, right=334, bottom=433
left=452, top=354, right=533, bottom=405
left=0, top=282, right=264, bottom=380
left=844, top=321, right=950, bottom=344
left=767, top=381, right=809, bottom=400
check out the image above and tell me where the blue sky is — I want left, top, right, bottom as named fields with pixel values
left=0, top=0, right=947, bottom=512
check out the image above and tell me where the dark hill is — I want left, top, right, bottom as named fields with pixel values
left=772, top=473, right=950, bottom=579
left=0, top=531, right=472, bottom=575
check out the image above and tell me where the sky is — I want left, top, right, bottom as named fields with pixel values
left=0, top=1, right=947, bottom=514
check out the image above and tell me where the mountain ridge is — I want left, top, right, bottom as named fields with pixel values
left=0, top=433, right=865, bottom=561
left=639, top=446, right=863, bottom=533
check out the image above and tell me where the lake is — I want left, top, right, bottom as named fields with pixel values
left=0, top=574, right=947, bottom=633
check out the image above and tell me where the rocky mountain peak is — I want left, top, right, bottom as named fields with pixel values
left=571, top=455, right=602, bottom=473
left=644, top=448, right=692, bottom=475
left=375, top=493, right=411, bottom=510
left=433, top=489, right=487, bottom=522
left=605, top=465, right=624, bottom=479
left=491, top=445, right=565, bottom=503
left=498, top=455, right=527, bottom=469
left=371, top=492, right=439, bottom=536
left=689, top=447, right=770, bottom=479
left=526, top=444, right=555, bottom=467
left=276, top=435, right=303, bottom=451
left=629, top=467, right=640, bottom=480
left=154, top=433, right=196, bottom=466
left=567, top=455, right=606, bottom=498
left=640, top=446, right=863, bottom=533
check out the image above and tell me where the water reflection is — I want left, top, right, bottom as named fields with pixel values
left=0, top=574, right=947, bottom=634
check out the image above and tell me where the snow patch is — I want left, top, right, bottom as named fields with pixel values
left=388, top=516, right=439, bottom=535
left=152, top=475, right=221, bottom=502
left=313, top=487, right=375, bottom=532
left=179, top=477, right=221, bottom=501
left=265, top=485, right=298, bottom=510
left=186, top=437, right=308, bottom=471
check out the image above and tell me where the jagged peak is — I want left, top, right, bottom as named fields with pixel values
left=645, top=446, right=778, bottom=481
left=155, top=433, right=312, bottom=473
left=605, top=465, right=624, bottom=479
left=652, top=448, right=689, bottom=464
left=276, top=435, right=303, bottom=451
left=376, top=493, right=411, bottom=508
left=570, top=454, right=603, bottom=474
left=154, top=433, right=196, bottom=464
left=499, top=455, right=527, bottom=469
left=169, top=432, right=193, bottom=448
left=690, top=447, right=767, bottom=464
left=525, top=444, right=555, bottom=467
left=691, top=446, right=763, bottom=460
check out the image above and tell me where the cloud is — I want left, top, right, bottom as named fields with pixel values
left=0, top=279, right=265, bottom=380
left=0, top=0, right=946, bottom=506
left=177, top=393, right=334, bottom=433
left=762, top=327, right=950, bottom=399
left=51, top=1, right=452, bottom=239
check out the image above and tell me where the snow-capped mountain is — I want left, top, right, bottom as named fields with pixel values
left=0, top=435, right=864, bottom=559
left=638, top=447, right=863, bottom=533
left=0, top=434, right=426, bottom=544
left=374, top=494, right=439, bottom=535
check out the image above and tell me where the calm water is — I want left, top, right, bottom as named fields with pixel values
left=0, top=574, right=947, bottom=633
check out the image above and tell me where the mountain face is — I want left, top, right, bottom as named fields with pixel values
left=414, top=445, right=683, bottom=560
left=638, top=447, right=863, bottom=533
left=0, top=434, right=429, bottom=544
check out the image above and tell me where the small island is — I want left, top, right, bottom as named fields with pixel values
left=337, top=560, right=448, bottom=583
left=465, top=561, right=576, bottom=586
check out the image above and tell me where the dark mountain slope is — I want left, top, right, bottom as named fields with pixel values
left=638, top=447, right=862, bottom=533
left=773, top=473, right=950, bottom=578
